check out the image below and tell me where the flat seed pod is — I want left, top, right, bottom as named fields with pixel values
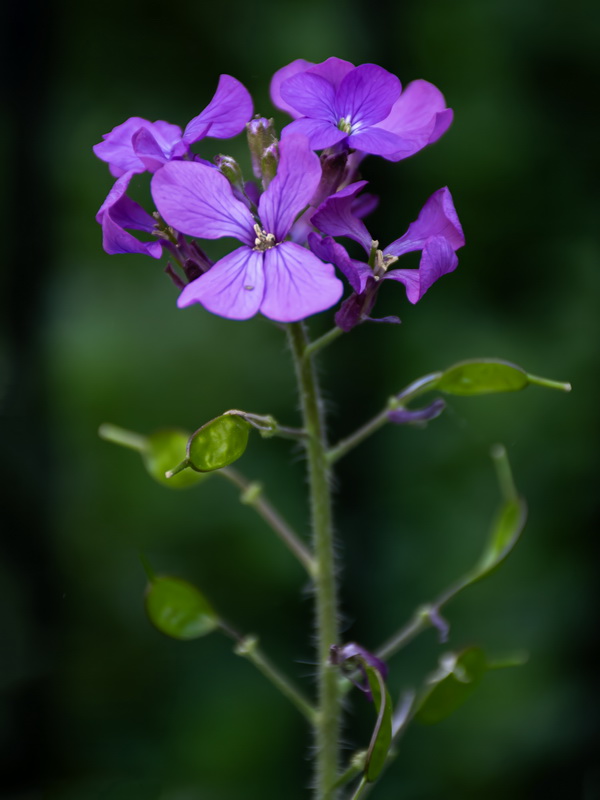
left=145, top=576, right=218, bottom=640
left=187, top=414, right=251, bottom=472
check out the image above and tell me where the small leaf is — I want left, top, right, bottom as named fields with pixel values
left=145, top=576, right=218, bottom=640
left=144, top=429, right=209, bottom=488
left=415, top=647, right=488, bottom=725
left=187, top=414, right=251, bottom=472
left=438, top=359, right=529, bottom=395
left=364, top=666, right=393, bottom=782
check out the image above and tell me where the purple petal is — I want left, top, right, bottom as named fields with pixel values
left=348, top=126, right=410, bottom=157
left=101, top=212, right=163, bottom=259
left=183, top=75, right=253, bottom=144
left=132, top=128, right=169, bottom=173
left=385, top=187, right=465, bottom=257
left=280, top=71, right=337, bottom=121
left=335, top=64, right=401, bottom=128
left=311, top=181, right=372, bottom=252
left=151, top=161, right=255, bottom=245
left=376, top=79, right=449, bottom=134
left=352, top=191, right=379, bottom=220
left=177, top=246, right=265, bottom=319
left=258, top=134, right=321, bottom=241
left=429, top=108, right=454, bottom=144
left=330, top=642, right=388, bottom=679
left=384, top=236, right=458, bottom=303
left=97, top=174, right=163, bottom=258
left=334, top=289, right=376, bottom=332
left=307, top=233, right=372, bottom=293
left=308, top=57, right=355, bottom=90
left=281, top=117, right=347, bottom=150
left=260, top=242, right=343, bottom=322
left=93, top=117, right=183, bottom=176
left=270, top=59, right=315, bottom=117
left=388, top=398, right=446, bottom=425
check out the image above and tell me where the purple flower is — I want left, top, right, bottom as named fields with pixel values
left=270, top=57, right=453, bottom=161
left=150, top=134, right=344, bottom=322
left=95, top=170, right=163, bottom=259
left=308, top=183, right=464, bottom=329
left=329, top=642, right=388, bottom=701
left=93, top=75, right=253, bottom=177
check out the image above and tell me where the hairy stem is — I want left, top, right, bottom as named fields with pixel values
left=287, top=321, right=340, bottom=799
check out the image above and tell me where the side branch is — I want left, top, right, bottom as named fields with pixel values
left=218, top=466, right=315, bottom=576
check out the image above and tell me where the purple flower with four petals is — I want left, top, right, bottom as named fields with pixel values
left=309, top=182, right=464, bottom=330
left=271, top=57, right=453, bottom=161
left=151, top=134, right=344, bottom=322
left=93, top=75, right=253, bottom=177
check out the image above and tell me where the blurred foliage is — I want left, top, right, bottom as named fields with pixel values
left=1, top=0, right=599, bottom=798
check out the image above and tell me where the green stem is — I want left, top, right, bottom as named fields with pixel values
left=327, top=407, right=390, bottom=465
left=287, top=321, right=340, bottom=799
left=234, top=634, right=317, bottom=725
left=303, top=326, right=345, bottom=360
left=218, top=467, right=315, bottom=576
left=349, top=776, right=368, bottom=800
left=98, top=423, right=147, bottom=452
left=327, top=373, right=442, bottom=465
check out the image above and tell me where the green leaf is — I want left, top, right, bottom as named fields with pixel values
left=415, top=647, right=488, bottom=725
left=364, top=666, right=393, bottom=782
left=144, top=429, right=209, bottom=489
left=187, top=413, right=251, bottom=472
left=145, top=576, right=218, bottom=640
left=438, top=359, right=529, bottom=395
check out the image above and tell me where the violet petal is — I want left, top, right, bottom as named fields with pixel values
left=177, top=246, right=265, bottom=319
left=258, top=134, right=322, bottom=241
left=311, top=181, right=372, bottom=253
left=183, top=75, right=253, bottom=144
left=348, top=126, right=409, bottom=156
left=279, top=71, right=337, bottom=122
left=375, top=79, right=451, bottom=140
left=384, top=236, right=459, bottom=303
left=151, top=161, right=255, bottom=245
left=260, top=241, right=343, bottom=322
left=385, top=187, right=464, bottom=257
left=388, top=398, right=446, bottom=425
left=93, top=117, right=183, bottom=176
left=335, top=64, right=401, bottom=128
left=307, top=233, right=372, bottom=294
left=281, top=117, right=347, bottom=150
left=270, top=59, right=315, bottom=118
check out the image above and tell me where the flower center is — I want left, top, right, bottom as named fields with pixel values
left=337, top=115, right=352, bottom=134
left=253, top=223, right=277, bottom=251
left=373, top=249, right=398, bottom=280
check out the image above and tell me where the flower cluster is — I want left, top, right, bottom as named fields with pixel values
left=94, top=57, right=463, bottom=325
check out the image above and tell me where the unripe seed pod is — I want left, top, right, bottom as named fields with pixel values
left=187, top=414, right=251, bottom=472
left=143, top=429, right=209, bottom=488
left=145, top=576, right=218, bottom=640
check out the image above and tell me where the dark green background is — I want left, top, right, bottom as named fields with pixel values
left=2, top=0, right=598, bottom=798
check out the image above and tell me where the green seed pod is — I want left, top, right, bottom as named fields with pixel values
left=437, top=359, right=529, bottom=395
left=187, top=413, right=251, bottom=472
left=143, top=429, right=209, bottom=489
left=145, top=576, right=219, bottom=640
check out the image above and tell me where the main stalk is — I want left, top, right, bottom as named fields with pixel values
left=287, top=322, right=340, bottom=799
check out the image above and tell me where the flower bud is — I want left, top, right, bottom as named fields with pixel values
left=246, top=116, right=277, bottom=178
left=260, top=143, right=279, bottom=189
left=214, top=154, right=244, bottom=189
left=186, top=413, right=251, bottom=472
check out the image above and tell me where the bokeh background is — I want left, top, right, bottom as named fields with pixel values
left=2, top=0, right=599, bottom=798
